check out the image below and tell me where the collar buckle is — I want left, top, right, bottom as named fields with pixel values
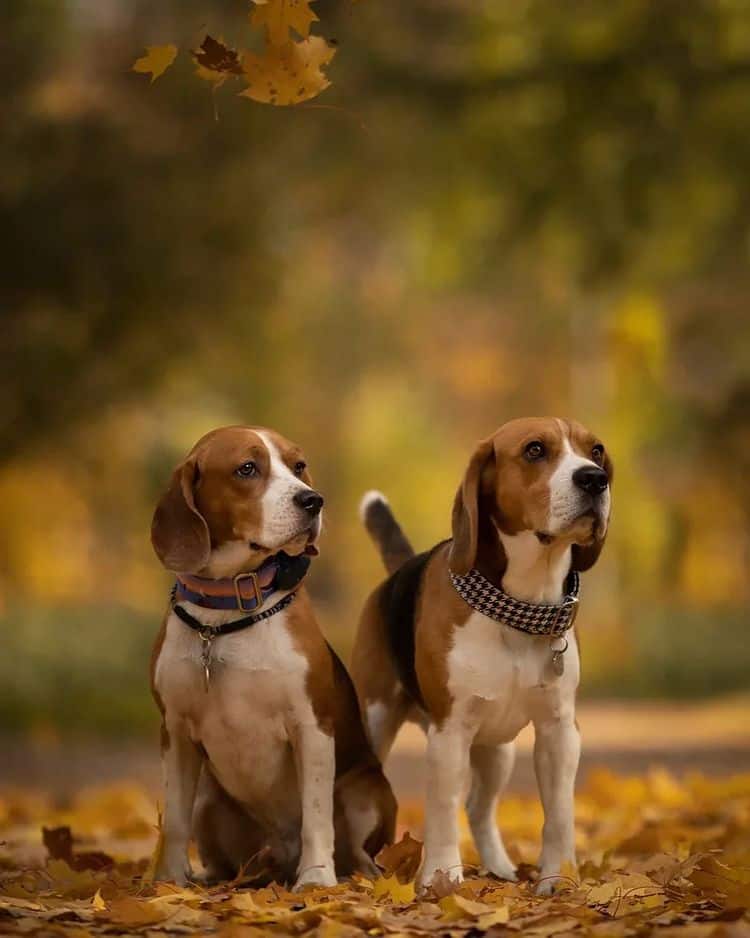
left=550, top=593, right=579, bottom=635
left=233, top=571, right=263, bottom=612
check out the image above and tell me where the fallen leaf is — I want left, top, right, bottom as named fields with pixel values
left=132, top=44, right=178, bottom=82
left=477, top=904, right=511, bottom=928
left=426, top=868, right=462, bottom=898
left=376, top=831, right=423, bottom=883
left=104, top=896, right=171, bottom=927
left=372, top=874, right=416, bottom=904
left=44, top=858, right=104, bottom=899
left=438, top=892, right=490, bottom=921
left=91, top=889, right=106, bottom=911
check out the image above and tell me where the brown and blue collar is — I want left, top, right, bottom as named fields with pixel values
left=449, top=567, right=580, bottom=637
left=174, top=551, right=311, bottom=613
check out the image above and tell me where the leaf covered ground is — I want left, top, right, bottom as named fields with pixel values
left=1, top=768, right=749, bottom=938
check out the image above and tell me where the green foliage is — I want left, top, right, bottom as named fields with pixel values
left=0, top=605, right=157, bottom=735
left=1, top=0, right=749, bottom=731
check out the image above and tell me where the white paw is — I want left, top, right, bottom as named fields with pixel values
left=485, top=861, right=518, bottom=882
left=535, top=871, right=568, bottom=896
left=154, top=861, right=192, bottom=886
left=293, top=864, right=337, bottom=891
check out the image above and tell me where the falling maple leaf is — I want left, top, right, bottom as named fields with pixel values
left=240, top=36, right=335, bottom=106
left=250, top=0, right=320, bottom=46
left=192, top=35, right=244, bottom=86
left=132, top=44, right=178, bottom=82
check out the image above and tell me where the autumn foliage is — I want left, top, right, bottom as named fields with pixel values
left=1, top=769, right=749, bottom=937
left=132, top=0, right=335, bottom=105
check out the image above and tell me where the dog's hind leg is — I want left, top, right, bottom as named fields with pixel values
left=335, top=764, right=397, bottom=879
left=193, top=768, right=271, bottom=884
left=351, top=589, right=412, bottom=762
left=466, top=742, right=518, bottom=881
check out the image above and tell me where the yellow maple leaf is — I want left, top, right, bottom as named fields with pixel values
left=45, top=859, right=103, bottom=899
left=477, top=905, right=511, bottom=928
left=132, top=44, right=178, bottom=83
left=240, top=36, right=335, bottom=106
left=587, top=879, right=623, bottom=907
left=250, top=0, right=319, bottom=46
left=439, top=892, right=491, bottom=922
left=372, top=874, right=416, bottom=904
left=375, top=831, right=423, bottom=883
left=91, top=889, right=106, bottom=912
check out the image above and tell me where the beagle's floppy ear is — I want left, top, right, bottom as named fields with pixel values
left=449, top=438, right=496, bottom=575
left=151, top=457, right=211, bottom=573
left=571, top=450, right=614, bottom=572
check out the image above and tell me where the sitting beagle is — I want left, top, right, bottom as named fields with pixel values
left=351, top=417, right=612, bottom=893
left=150, top=426, right=396, bottom=889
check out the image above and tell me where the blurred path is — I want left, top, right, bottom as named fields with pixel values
left=3, top=697, right=749, bottom=800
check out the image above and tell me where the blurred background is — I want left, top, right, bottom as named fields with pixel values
left=2, top=0, right=748, bottom=770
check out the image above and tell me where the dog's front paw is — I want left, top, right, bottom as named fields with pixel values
left=293, top=864, right=337, bottom=891
left=535, top=876, right=559, bottom=896
left=485, top=861, right=518, bottom=883
left=535, top=869, right=574, bottom=896
left=153, top=859, right=193, bottom=886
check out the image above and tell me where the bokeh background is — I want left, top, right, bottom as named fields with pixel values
left=2, top=0, right=749, bottom=749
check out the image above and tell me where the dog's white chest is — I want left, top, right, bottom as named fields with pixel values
left=155, top=611, right=314, bottom=817
left=447, top=612, right=580, bottom=744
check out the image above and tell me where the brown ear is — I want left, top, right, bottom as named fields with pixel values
left=571, top=450, right=614, bottom=572
left=449, top=438, right=495, bottom=575
left=151, top=458, right=211, bottom=573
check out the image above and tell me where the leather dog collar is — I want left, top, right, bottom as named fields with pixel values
left=449, top=567, right=580, bottom=638
left=174, top=551, right=311, bottom=612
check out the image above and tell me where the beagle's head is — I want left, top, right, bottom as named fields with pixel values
left=450, top=417, right=612, bottom=576
left=151, top=426, right=323, bottom=577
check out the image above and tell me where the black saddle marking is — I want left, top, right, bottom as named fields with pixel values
left=378, top=542, right=447, bottom=710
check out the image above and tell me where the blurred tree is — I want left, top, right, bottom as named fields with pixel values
left=1, top=0, right=749, bottom=729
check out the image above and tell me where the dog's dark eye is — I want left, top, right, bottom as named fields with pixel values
left=293, top=461, right=307, bottom=477
left=524, top=441, right=546, bottom=461
left=591, top=444, right=605, bottom=465
left=235, top=461, right=258, bottom=478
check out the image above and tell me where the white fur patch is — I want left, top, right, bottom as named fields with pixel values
left=497, top=529, right=572, bottom=604
left=359, top=490, right=387, bottom=521
left=546, top=422, right=610, bottom=536
left=156, top=607, right=315, bottom=819
left=256, top=431, right=317, bottom=550
left=365, top=700, right=390, bottom=755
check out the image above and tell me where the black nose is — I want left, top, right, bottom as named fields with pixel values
left=573, top=465, right=609, bottom=495
left=294, top=489, right=324, bottom=515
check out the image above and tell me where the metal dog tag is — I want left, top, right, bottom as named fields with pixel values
left=550, top=637, right=568, bottom=677
left=200, top=633, right=213, bottom=692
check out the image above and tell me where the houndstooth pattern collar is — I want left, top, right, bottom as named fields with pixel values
left=450, top=567, right=580, bottom=637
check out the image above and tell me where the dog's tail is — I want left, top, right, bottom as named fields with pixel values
left=359, top=491, right=415, bottom=575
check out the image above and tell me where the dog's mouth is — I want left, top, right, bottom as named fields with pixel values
left=249, top=527, right=320, bottom=558
left=536, top=507, right=605, bottom=546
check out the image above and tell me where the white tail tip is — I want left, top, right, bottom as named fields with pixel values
left=359, top=490, right=388, bottom=521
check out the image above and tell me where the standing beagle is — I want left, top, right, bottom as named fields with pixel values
left=351, top=417, right=612, bottom=893
left=150, top=426, right=396, bottom=889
